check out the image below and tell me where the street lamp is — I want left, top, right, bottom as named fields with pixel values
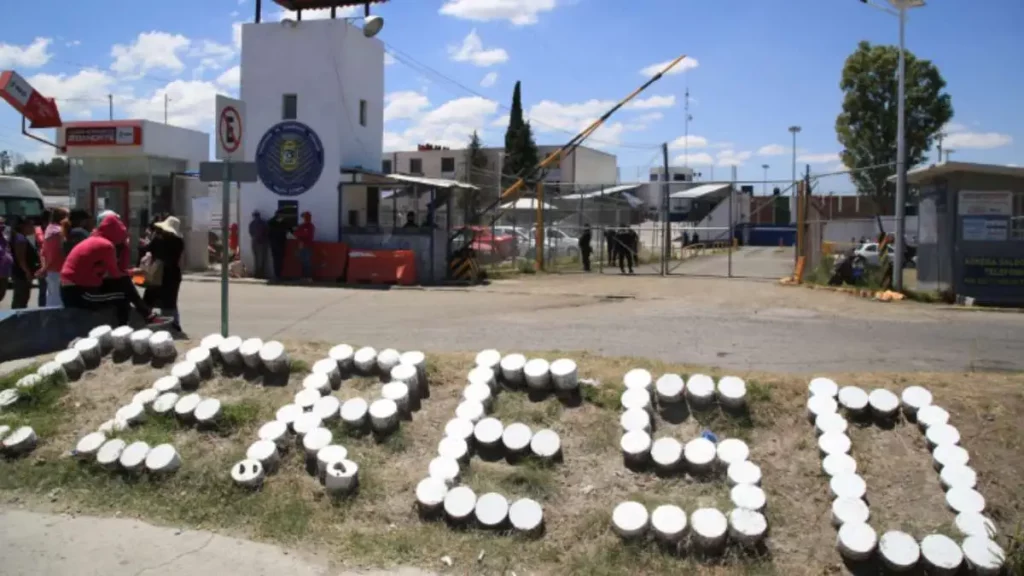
left=859, top=0, right=925, bottom=291
left=761, top=164, right=769, bottom=195
left=788, top=126, right=801, bottom=193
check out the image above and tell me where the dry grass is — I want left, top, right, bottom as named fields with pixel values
left=1, top=344, right=1023, bottom=575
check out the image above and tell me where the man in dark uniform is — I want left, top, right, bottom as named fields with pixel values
left=267, top=209, right=292, bottom=281
left=617, top=227, right=637, bottom=274
left=578, top=223, right=592, bottom=272
left=604, top=228, right=618, bottom=266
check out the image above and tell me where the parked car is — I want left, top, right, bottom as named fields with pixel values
left=853, top=242, right=893, bottom=267
left=454, top=226, right=517, bottom=263
left=529, top=226, right=580, bottom=260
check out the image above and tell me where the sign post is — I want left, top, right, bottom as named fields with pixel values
left=209, top=95, right=250, bottom=337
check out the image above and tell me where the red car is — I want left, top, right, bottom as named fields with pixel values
left=457, top=226, right=517, bottom=263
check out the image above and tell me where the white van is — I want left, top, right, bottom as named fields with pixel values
left=0, top=175, right=46, bottom=223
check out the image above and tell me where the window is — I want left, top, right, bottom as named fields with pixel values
left=673, top=173, right=688, bottom=182
left=382, top=159, right=392, bottom=174
left=359, top=99, right=367, bottom=127
left=649, top=174, right=659, bottom=182
left=282, top=94, right=297, bottom=120
left=1013, top=192, right=1024, bottom=240
left=441, top=157, right=455, bottom=173
left=409, top=158, right=422, bottom=174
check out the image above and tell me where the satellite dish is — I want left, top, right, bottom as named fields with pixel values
left=362, top=14, right=384, bottom=38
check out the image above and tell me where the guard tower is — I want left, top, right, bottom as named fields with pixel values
left=239, top=0, right=388, bottom=266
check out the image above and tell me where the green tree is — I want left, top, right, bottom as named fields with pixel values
left=502, top=81, right=540, bottom=185
left=461, top=130, right=491, bottom=223
left=0, top=150, right=11, bottom=174
left=836, top=41, right=953, bottom=231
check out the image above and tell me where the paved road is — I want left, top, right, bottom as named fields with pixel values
left=5, top=272, right=1021, bottom=374
left=0, top=509, right=434, bottom=576
left=162, top=276, right=1023, bottom=374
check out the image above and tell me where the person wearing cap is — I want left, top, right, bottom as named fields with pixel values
left=141, top=215, right=185, bottom=332
left=294, top=211, right=315, bottom=281
left=248, top=211, right=269, bottom=279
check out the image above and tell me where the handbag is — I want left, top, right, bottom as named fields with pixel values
left=141, top=253, right=164, bottom=287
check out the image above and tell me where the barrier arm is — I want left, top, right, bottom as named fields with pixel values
left=475, top=55, right=690, bottom=229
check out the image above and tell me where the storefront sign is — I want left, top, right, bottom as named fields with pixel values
left=962, top=216, right=1008, bottom=242
left=255, top=121, right=325, bottom=197
left=962, top=256, right=1024, bottom=287
left=958, top=190, right=1012, bottom=217
left=65, top=125, right=142, bottom=147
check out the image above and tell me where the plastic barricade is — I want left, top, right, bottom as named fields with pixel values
left=346, top=249, right=418, bottom=286
left=282, top=240, right=349, bottom=281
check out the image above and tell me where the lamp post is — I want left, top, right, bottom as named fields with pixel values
left=788, top=125, right=801, bottom=193
left=859, top=0, right=925, bottom=290
left=761, top=164, right=769, bottom=195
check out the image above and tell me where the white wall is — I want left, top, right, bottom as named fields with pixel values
left=822, top=216, right=920, bottom=244
left=141, top=121, right=209, bottom=169
left=238, top=17, right=384, bottom=263
left=693, top=191, right=749, bottom=241
left=572, top=147, right=618, bottom=185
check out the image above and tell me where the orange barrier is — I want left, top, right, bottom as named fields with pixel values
left=282, top=240, right=350, bottom=281
left=346, top=249, right=418, bottom=286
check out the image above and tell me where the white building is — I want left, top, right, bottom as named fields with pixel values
left=238, top=15, right=385, bottom=250
left=383, top=144, right=618, bottom=191
left=649, top=165, right=696, bottom=183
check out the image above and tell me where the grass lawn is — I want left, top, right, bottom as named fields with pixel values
left=1, top=342, right=1022, bottom=575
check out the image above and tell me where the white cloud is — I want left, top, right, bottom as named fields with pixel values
left=527, top=99, right=626, bottom=146
left=276, top=6, right=359, bottom=20
left=756, top=144, right=787, bottom=156
left=439, top=0, right=557, bottom=26
left=944, top=131, right=1013, bottom=150
left=631, top=112, right=663, bottom=126
left=797, top=152, right=840, bottom=164
left=123, top=79, right=219, bottom=130
left=669, top=134, right=709, bottom=149
left=448, top=30, right=508, bottom=67
left=0, top=37, right=53, bottom=69
left=384, top=52, right=395, bottom=66
left=717, top=149, right=752, bottom=167
left=672, top=152, right=715, bottom=166
left=480, top=71, right=499, bottom=87
left=640, top=57, right=699, bottom=77
left=627, top=95, right=675, bottom=110
left=384, top=91, right=430, bottom=122
left=110, top=32, right=191, bottom=76
left=215, top=66, right=240, bottom=91
left=27, top=69, right=120, bottom=119
left=66, top=40, right=81, bottom=48
left=384, top=95, right=500, bottom=151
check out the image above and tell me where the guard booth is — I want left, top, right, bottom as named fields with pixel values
left=906, top=162, right=1024, bottom=306
left=57, top=120, right=209, bottom=259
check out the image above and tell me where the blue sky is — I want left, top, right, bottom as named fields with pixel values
left=0, top=0, right=1020, bottom=192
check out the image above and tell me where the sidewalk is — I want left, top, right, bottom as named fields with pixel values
left=0, top=508, right=435, bottom=576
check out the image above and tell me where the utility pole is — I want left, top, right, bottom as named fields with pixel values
left=892, top=1, right=909, bottom=291
left=761, top=164, right=769, bottom=195
left=164, top=94, right=170, bottom=123
left=936, top=131, right=945, bottom=163
left=661, top=142, right=670, bottom=276
left=108, top=94, right=113, bottom=120
left=944, top=149, right=955, bottom=163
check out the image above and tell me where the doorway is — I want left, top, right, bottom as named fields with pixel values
left=90, top=181, right=130, bottom=224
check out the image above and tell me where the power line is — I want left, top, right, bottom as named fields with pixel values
left=384, top=44, right=663, bottom=152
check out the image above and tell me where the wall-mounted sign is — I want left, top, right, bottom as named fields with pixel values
left=958, top=190, right=1012, bottom=217
left=962, top=256, right=1024, bottom=288
left=255, top=121, right=325, bottom=197
left=65, top=125, right=142, bottom=147
left=962, top=216, right=1009, bottom=242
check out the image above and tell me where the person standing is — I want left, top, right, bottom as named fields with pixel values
left=294, top=211, right=315, bottom=280
left=64, top=210, right=92, bottom=256
left=10, top=216, right=42, bottom=309
left=578, top=223, right=593, bottom=272
left=0, top=217, right=12, bottom=303
left=142, top=216, right=185, bottom=332
left=248, top=211, right=268, bottom=279
left=33, top=215, right=47, bottom=307
left=39, top=207, right=68, bottom=307
left=267, top=210, right=291, bottom=281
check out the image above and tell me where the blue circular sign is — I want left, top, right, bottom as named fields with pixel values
left=255, top=121, right=325, bottom=196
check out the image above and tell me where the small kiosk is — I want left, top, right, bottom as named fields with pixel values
left=57, top=120, right=209, bottom=256
left=906, top=161, right=1024, bottom=306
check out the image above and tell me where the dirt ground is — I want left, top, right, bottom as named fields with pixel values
left=1, top=342, right=1022, bottom=575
